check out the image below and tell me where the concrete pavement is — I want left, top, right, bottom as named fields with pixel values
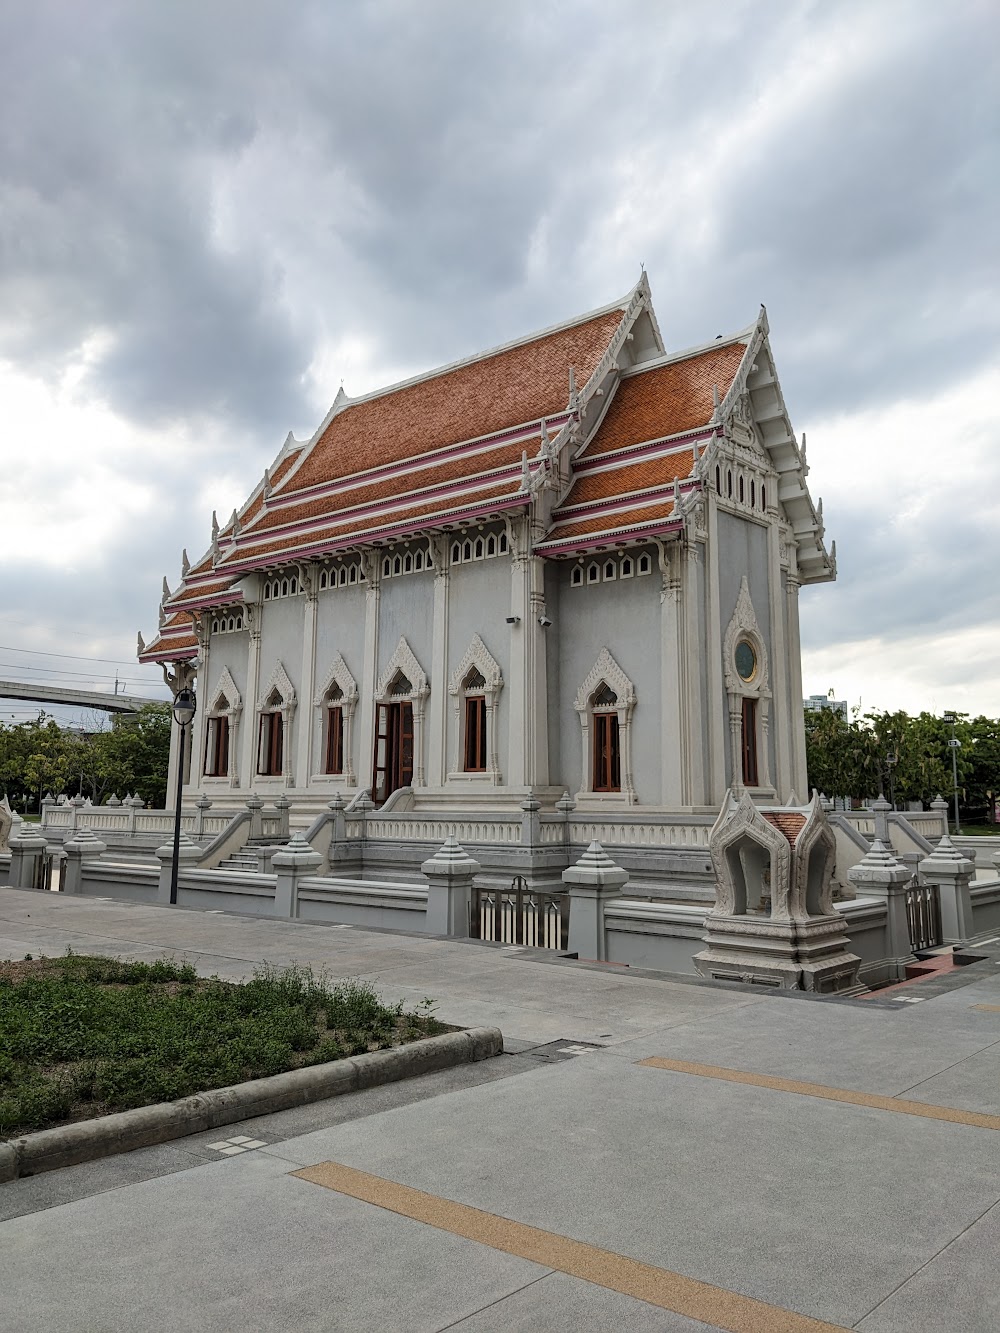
left=4, top=886, right=1000, bottom=1330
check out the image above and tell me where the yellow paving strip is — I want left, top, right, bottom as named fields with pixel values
left=292, top=1160, right=845, bottom=1332
left=971, top=1004, right=1000, bottom=1013
left=639, top=1057, right=1000, bottom=1130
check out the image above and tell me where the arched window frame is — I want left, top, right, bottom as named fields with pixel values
left=723, top=577, right=773, bottom=794
left=312, top=652, right=359, bottom=785
left=374, top=637, right=430, bottom=791
left=447, top=634, right=504, bottom=784
left=204, top=667, right=242, bottom=787
left=573, top=648, right=637, bottom=804
left=255, top=661, right=296, bottom=784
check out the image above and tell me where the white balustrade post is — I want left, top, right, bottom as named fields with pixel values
left=155, top=833, right=202, bottom=905
left=245, top=794, right=264, bottom=840
left=847, top=838, right=915, bottom=971
left=520, top=790, right=541, bottom=848
left=195, top=795, right=212, bottom=837
left=562, top=841, right=628, bottom=961
left=272, top=832, right=323, bottom=918
left=62, top=828, right=107, bottom=895
left=422, top=836, right=480, bottom=937
left=9, top=823, right=49, bottom=890
left=920, top=835, right=975, bottom=946
left=929, top=795, right=949, bottom=841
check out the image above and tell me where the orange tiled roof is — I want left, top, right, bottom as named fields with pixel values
left=138, top=612, right=198, bottom=663
left=764, top=812, right=807, bottom=845
left=557, top=448, right=696, bottom=511
left=579, top=343, right=746, bottom=459
left=540, top=498, right=680, bottom=544
left=220, top=479, right=526, bottom=570
left=287, top=309, right=624, bottom=491
left=248, top=434, right=535, bottom=537
left=166, top=577, right=242, bottom=610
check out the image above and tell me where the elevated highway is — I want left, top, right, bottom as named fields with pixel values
left=0, top=680, right=163, bottom=714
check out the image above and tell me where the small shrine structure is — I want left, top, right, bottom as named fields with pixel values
left=695, top=790, right=863, bottom=993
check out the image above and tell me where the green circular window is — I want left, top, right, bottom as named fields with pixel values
left=735, top=641, right=757, bottom=682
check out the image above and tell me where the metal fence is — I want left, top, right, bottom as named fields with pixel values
left=470, top=876, right=570, bottom=950
left=905, top=877, right=942, bottom=952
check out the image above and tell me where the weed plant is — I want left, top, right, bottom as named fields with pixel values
left=0, top=954, right=447, bottom=1138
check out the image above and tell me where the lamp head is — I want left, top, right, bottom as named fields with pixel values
left=172, top=688, right=197, bottom=727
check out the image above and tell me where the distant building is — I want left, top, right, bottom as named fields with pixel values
left=804, top=694, right=848, bottom=718
left=140, top=275, right=835, bottom=829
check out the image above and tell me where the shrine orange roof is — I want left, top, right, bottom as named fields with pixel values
left=284, top=308, right=624, bottom=494
left=578, top=342, right=746, bottom=460
left=764, top=812, right=807, bottom=845
left=138, top=613, right=198, bottom=664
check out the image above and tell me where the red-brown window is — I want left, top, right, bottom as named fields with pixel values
left=325, top=706, right=344, bottom=775
left=204, top=715, right=229, bottom=777
left=593, top=712, right=621, bottom=792
left=258, top=711, right=283, bottom=776
left=372, top=700, right=413, bottom=805
left=464, top=696, right=487, bottom=772
left=741, top=696, right=759, bottom=787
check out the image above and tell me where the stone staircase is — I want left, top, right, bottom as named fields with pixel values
left=217, top=850, right=261, bottom=874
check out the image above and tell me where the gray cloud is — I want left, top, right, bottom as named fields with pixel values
left=1, top=0, right=998, bottom=706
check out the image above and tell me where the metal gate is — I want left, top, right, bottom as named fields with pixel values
left=905, top=876, right=942, bottom=952
left=470, top=876, right=570, bottom=950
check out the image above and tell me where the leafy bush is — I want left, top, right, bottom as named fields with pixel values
left=0, top=955, right=445, bottom=1138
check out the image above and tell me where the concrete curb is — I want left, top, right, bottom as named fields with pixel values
left=0, top=1026, right=503, bottom=1183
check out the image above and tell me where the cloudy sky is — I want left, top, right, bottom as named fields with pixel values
left=1, top=0, right=998, bottom=728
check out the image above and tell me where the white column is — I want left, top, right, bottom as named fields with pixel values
left=189, top=628, right=209, bottom=791
left=704, top=499, right=726, bottom=806
left=240, top=605, right=262, bottom=788
left=657, top=541, right=683, bottom=808
left=785, top=559, right=808, bottom=795
left=356, top=554, right=381, bottom=794
left=297, top=571, right=319, bottom=787
left=165, top=714, right=183, bottom=808
left=507, top=515, right=548, bottom=789
left=427, top=538, right=450, bottom=788
left=680, top=538, right=706, bottom=806
left=768, top=521, right=791, bottom=800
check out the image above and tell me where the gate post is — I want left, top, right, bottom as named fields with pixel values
left=423, top=836, right=480, bottom=937
left=62, top=828, right=107, bottom=895
left=155, top=833, right=202, bottom=905
left=562, top=840, right=628, bottom=961
left=245, top=794, right=264, bottom=840
left=847, top=838, right=914, bottom=975
left=8, top=822, right=49, bottom=890
left=272, top=832, right=323, bottom=918
left=919, top=835, right=975, bottom=946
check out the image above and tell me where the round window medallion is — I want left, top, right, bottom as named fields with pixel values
left=735, top=641, right=757, bottom=682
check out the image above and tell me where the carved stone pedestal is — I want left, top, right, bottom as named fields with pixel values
left=695, top=790, right=863, bottom=994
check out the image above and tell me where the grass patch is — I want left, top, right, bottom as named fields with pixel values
left=0, top=952, right=448, bottom=1139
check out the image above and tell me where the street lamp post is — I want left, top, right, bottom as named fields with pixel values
left=943, top=712, right=962, bottom=836
left=885, top=751, right=898, bottom=812
left=168, top=688, right=197, bottom=906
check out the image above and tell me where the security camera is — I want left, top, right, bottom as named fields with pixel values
left=537, top=614, right=552, bottom=628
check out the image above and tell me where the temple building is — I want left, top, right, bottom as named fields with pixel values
left=139, top=275, right=834, bottom=831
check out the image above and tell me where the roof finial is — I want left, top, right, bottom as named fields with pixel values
left=137, top=630, right=146, bottom=656
left=229, top=508, right=240, bottom=540
left=817, top=496, right=823, bottom=521
left=672, top=477, right=683, bottom=511
left=211, top=510, right=219, bottom=541
left=161, top=575, right=170, bottom=603
left=692, top=438, right=701, bottom=462
left=830, top=539, right=837, bottom=564
left=263, top=466, right=272, bottom=499
left=181, top=548, right=190, bottom=578
left=521, top=450, right=530, bottom=490
left=539, top=419, right=551, bottom=458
